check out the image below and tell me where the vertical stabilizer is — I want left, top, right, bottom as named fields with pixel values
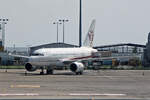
left=83, top=19, right=96, bottom=47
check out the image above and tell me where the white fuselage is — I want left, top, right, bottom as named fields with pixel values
left=28, top=47, right=98, bottom=67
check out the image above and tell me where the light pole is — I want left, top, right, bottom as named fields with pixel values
left=59, top=19, right=69, bottom=43
left=79, top=0, right=82, bottom=47
left=53, top=22, right=62, bottom=43
left=0, top=18, right=9, bottom=51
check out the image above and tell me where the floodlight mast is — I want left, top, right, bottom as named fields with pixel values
left=79, top=0, right=82, bottom=47
left=59, top=19, right=69, bottom=43
left=53, top=21, right=62, bottom=43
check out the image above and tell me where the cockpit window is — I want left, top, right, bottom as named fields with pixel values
left=31, top=53, right=44, bottom=56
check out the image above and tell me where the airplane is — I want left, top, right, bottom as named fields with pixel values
left=14, top=19, right=99, bottom=75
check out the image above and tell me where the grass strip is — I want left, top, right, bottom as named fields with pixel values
left=0, top=66, right=24, bottom=69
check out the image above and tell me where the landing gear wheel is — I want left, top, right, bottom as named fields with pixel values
left=40, top=67, right=44, bottom=75
left=40, top=71, right=44, bottom=75
left=46, top=69, right=53, bottom=75
left=79, top=72, right=83, bottom=75
left=76, top=72, right=79, bottom=75
left=76, top=72, right=83, bottom=75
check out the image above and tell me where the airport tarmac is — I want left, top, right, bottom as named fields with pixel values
left=0, top=69, right=150, bottom=99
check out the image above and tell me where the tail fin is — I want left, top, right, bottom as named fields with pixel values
left=83, top=19, right=96, bottom=47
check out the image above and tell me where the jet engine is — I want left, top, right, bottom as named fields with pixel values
left=25, top=63, right=37, bottom=72
left=70, top=62, right=84, bottom=74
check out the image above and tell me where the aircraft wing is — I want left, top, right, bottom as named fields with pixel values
left=60, top=56, right=99, bottom=64
left=9, top=53, right=30, bottom=59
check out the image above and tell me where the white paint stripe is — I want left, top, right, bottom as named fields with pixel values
left=81, top=76, right=140, bottom=78
left=69, top=93, right=126, bottom=96
left=10, top=85, right=40, bottom=88
left=0, top=93, right=39, bottom=96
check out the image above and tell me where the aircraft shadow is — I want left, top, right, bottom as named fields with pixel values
left=19, top=72, right=76, bottom=76
left=0, top=70, right=86, bottom=76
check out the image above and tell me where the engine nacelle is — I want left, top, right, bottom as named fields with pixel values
left=25, top=63, right=37, bottom=72
left=70, top=62, right=84, bottom=73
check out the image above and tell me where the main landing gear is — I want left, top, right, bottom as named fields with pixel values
left=46, top=69, right=53, bottom=75
left=40, top=67, right=54, bottom=75
left=40, top=67, right=44, bottom=75
left=75, top=71, right=83, bottom=75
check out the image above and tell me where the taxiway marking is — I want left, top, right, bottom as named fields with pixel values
left=69, top=93, right=126, bottom=96
left=0, top=93, right=39, bottom=96
left=10, top=85, right=40, bottom=88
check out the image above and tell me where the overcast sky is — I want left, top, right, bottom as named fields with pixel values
left=0, top=0, right=150, bottom=47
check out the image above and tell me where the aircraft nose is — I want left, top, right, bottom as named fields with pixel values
left=92, top=49, right=98, bottom=53
left=92, top=49, right=100, bottom=57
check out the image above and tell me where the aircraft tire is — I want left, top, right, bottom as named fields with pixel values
left=80, top=72, right=83, bottom=75
left=40, top=71, right=44, bottom=75
left=75, top=72, right=79, bottom=75
left=76, top=72, right=83, bottom=75
left=47, top=69, right=53, bottom=75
